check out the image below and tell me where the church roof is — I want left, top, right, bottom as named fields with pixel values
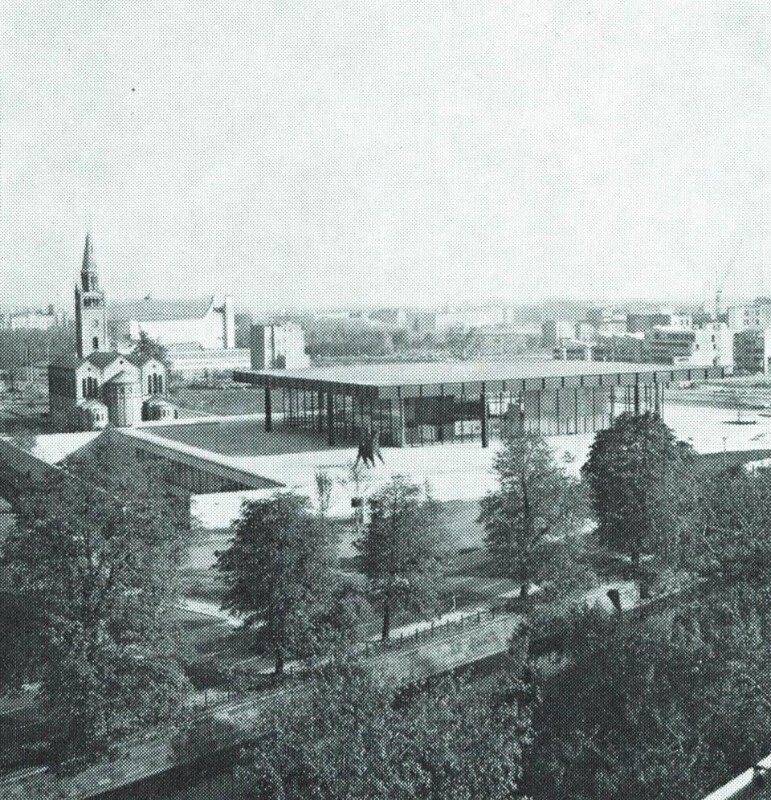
left=126, top=351, right=159, bottom=367
left=78, top=399, right=108, bottom=411
left=104, top=370, right=136, bottom=385
left=87, top=351, right=122, bottom=369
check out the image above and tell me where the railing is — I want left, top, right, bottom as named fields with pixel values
left=362, top=608, right=502, bottom=658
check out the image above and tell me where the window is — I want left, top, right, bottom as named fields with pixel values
left=92, top=337, right=99, bottom=350
left=157, top=375, right=163, bottom=394
left=147, top=376, right=153, bottom=394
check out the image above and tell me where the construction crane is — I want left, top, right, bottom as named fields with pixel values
left=714, top=236, right=742, bottom=323
left=713, top=236, right=742, bottom=368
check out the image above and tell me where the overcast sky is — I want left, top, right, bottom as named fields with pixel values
left=1, top=1, right=769, bottom=311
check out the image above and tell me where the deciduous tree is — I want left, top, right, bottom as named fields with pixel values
left=355, top=475, right=442, bottom=641
left=479, top=429, right=585, bottom=599
left=581, top=412, right=693, bottom=578
left=215, top=492, right=339, bottom=674
left=236, top=660, right=535, bottom=800
left=2, top=438, right=190, bottom=767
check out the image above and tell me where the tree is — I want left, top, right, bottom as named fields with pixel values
left=525, top=589, right=771, bottom=800
left=133, top=329, right=169, bottom=367
left=236, top=660, right=536, bottom=800
left=355, top=475, right=442, bottom=641
left=479, top=429, right=585, bottom=599
left=581, top=412, right=694, bottom=579
left=215, top=492, right=339, bottom=674
left=1, top=438, right=190, bottom=767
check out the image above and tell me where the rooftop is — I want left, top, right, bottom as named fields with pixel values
left=235, top=359, right=723, bottom=396
left=137, top=402, right=768, bottom=528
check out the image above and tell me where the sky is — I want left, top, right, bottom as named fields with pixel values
left=0, top=1, right=769, bottom=312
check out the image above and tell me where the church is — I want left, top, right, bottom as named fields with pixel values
left=48, top=235, right=176, bottom=431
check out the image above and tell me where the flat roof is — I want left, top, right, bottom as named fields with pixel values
left=234, top=360, right=724, bottom=398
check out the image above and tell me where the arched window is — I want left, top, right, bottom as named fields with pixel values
left=92, top=337, right=99, bottom=351
left=147, top=375, right=153, bottom=394
left=82, top=378, right=87, bottom=397
left=157, top=375, right=164, bottom=394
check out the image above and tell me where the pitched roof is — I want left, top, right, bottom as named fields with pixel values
left=108, top=296, right=214, bottom=322
left=126, top=351, right=165, bottom=367
left=104, top=370, right=136, bottom=385
left=87, top=351, right=122, bottom=369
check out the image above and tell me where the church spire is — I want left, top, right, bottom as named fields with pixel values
left=81, top=233, right=98, bottom=291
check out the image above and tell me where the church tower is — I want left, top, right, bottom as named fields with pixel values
left=74, top=233, right=108, bottom=358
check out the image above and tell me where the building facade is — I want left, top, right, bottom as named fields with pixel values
left=541, top=319, right=574, bottom=348
left=119, top=295, right=236, bottom=350
left=235, top=361, right=724, bottom=448
left=477, top=326, right=538, bottom=359
left=250, top=323, right=310, bottom=370
left=728, top=299, right=771, bottom=331
left=734, top=328, right=771, bottom=374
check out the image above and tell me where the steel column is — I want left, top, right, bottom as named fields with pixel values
left=264, top=387, right=272, bottom=432
left=327, top=393, right=335, bottom=445
left=480, top=387, right=488, bottom=448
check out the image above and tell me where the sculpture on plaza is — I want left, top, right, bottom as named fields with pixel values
left=355, top=428, right=385, bottom=468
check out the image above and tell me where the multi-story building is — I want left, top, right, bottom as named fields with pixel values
left=626, top=312, right=692, bottom=334
left=727, top=299, right=771, bottom=330
left=644, top=323, right=733, bottom=368
left=575, top=321, right=598, bottom=342
left=644, top=327, right=696, bottom=364
left=593, top=334, right=647, bottom=363
left=733, top=328, right=771, bottom=374
left=250, top=323, right=310, bottom=370
left=541, top=319, right=574, bottom=348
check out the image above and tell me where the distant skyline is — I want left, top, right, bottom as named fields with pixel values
left=1, top=2, right=769, bottom=311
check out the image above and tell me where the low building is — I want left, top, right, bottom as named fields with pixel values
left=5, top=308, right=61, bottom=330
left=235, top=360, right=724, bottom=448
left=477, top=326, right=539, bottom=359
left=250, top=323, right=310, bottom=370
left=554, top=340, right=593, bottom=360
left=165, top=344, right=251, bottom=378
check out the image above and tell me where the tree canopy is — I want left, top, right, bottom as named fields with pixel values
left=236, top=660, right=536, bottom=800
left=215, top=491, right=339, bottom=674
left=479, top=429, right=586, bottom=598
left=582, top=412, right=694, bottom=574
left=1, top=438, right=190, bottom=767
left=133, top=329, right=170, bottom=368
left=355, top=475, right=443, bottom=641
